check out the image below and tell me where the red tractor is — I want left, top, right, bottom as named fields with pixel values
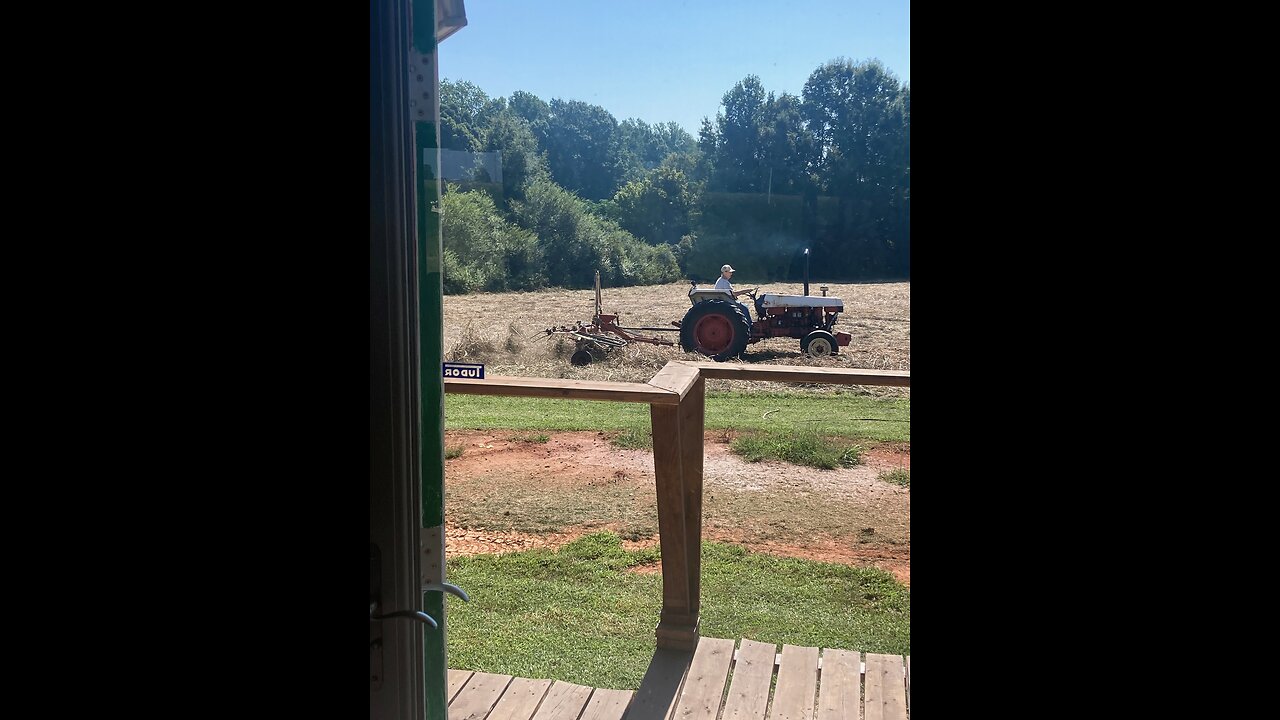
left=680, top=250, right=852, bottom=361
left=679, top=283, right=852, bottom=360
left=546, top=253, right=853, bottom=365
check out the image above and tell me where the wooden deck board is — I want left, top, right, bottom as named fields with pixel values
left=903, top=657, right=909, bottom=716
left=626, top=647, right=694, bottom=720
left=450, top=672, right=514, bottom=720
left=816, top=649, right=861, bottom=720
left=446, top=638, right=905, bottom=720
left=772, top=645, right=820, bottom=720
left=671, top=637, right=736, bottom=720
left=530, top=681, right=594, bottom=720
left=721, top=639, right=776, bottom=720
left=863, top=654, right=906, bottom=720
left=580, top=688, right=634, bottom=720
left=487, top=678, right=554, bottom=720
left=449, top=670, right=475, bottom=703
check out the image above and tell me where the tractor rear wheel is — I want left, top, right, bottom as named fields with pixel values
left=680, top=299, right=751, bottom=361
left=802, top=330, right=837, bottom=357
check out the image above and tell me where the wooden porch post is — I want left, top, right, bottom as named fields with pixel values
left=649, top=363, right=704, bottom=651
left=681, top=375, right=705, bottom=624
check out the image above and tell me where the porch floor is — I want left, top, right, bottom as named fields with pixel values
left=447, top=637, right=909, bottom=720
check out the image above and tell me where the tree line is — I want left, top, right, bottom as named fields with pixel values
left=438, top=58, right=909, bottom=294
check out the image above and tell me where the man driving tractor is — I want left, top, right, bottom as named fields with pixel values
left=713, top=263, right=756, bottom=319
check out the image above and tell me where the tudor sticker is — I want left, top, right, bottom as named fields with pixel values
left=442, top=362, right=485, bottom=379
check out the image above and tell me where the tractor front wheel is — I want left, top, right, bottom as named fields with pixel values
left=802, top=330, right=838, bottom=357
left=680, top=299, right=751, bottom=361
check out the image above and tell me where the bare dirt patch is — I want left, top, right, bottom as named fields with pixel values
left=445, top=429, right=910, bottom=584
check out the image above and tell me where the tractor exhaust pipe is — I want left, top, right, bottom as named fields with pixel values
left=803, top=247, right=810, bottom=297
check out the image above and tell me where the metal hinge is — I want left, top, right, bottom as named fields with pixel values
left=407, top=50, right=435, bottom=123
left=421, top=524, right=444, bottom=585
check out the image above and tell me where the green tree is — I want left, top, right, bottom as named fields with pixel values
left=440, top=186, right=543, bottom=293
left=511, top=179, right=678, bottom=288
left=440, top=79, right=507, bottom=152
left=611, top=166, right=698, bottom=246
left=710, top=76, right=769, bottom=193
left=655, top=122, right=696, bottom=158
left=893, top=85, right=910, bottom=275
left=440, top=79, right=489, bottom=151
left=693, top=118, right=718, bottom=186
left=692, top=77, right=816, bottom=280
left=509, top=90, right=552, bottom=150
left=544, top=99, right=626, bottom=201
left=478, top=110, right=549, bottom=202
left=618, top=119, right=696, bottom=183
left=702, top=77, right=813, bottom=198
left=802, top=58, right=909, bottom=277
left=759, top=92, right=813, bottom=196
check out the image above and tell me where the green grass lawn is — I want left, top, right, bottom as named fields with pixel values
left=446, top=391, right=910, bottom=443
left=731, top=430, right=864, bottom=469
left=445, top=533, right=910, bottom=690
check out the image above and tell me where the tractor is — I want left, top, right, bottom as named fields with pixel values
left=679, top=284, right=852, bottom=360
left=679, top=251, right=851, bottom=361
left=545, top=251, right=852, bottom=364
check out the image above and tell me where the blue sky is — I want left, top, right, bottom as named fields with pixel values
left=439, top=0, right=910, bottom=136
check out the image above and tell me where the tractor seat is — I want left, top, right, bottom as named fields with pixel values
left=688, top=287, right=735, bottom=305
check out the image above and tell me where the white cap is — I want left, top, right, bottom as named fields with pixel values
left=721, top=264, right=735, bottom=273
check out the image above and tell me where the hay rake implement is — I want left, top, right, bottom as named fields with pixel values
left=543, top=271, right=677, bottom=366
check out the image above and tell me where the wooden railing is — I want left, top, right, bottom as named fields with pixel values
left=444, top=360, right=910, bottom=651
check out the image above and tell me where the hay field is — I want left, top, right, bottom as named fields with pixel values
left=442, top=279, right=909, bottom=395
